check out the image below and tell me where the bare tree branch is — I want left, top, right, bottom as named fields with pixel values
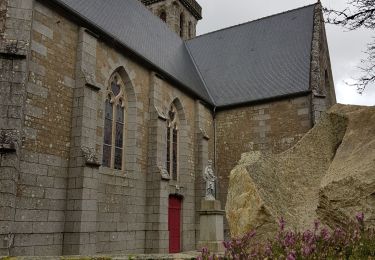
left=324, top=0, right=375, bottom=93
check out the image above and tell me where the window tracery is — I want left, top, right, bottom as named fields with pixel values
left=102, top=72, right=126, bottom=170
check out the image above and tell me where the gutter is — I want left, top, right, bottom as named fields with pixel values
left=215, top=90, right=312, bottom=112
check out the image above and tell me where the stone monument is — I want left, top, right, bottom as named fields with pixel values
left=197, top=160, right=225, bottom=252
left=203, top=160, right=217, bottom=200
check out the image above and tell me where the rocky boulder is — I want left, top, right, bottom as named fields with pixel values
left=226, top=104, right=375, bottom=239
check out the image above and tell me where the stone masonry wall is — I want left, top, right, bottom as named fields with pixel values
left=10, top=1, right=77, bottom=255
left=1, top=0, right=214, bottom=255
left=94, top=42, right=215, bottom=253
left=146, top=0, right=198, bottom=40
left=93, top=11, right=213, bottom=255
left=94, top=41, right=151, bottom=254
left=0, top=0, right=33, bottom=256
left=310, top=3, right=336, bottom=123
left=215, top=96, right=313, bottom=237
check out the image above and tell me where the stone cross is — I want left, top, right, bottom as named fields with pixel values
left=203, top=160, right=216, bottom=200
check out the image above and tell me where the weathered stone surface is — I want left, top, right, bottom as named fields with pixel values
left=226, top=104, right=375, bottom=239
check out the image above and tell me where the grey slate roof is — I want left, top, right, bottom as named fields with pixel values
left=186, top=4, right=316, bottom=107
left=50, top=0, right=316, bottom=108
left=53, top=0, right=213, bottom=103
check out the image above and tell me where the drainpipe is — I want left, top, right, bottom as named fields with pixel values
left=213, top=106, right=218, bottom=198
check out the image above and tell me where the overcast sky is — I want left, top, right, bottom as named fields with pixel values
left=195, top=0, right=374, bottom=106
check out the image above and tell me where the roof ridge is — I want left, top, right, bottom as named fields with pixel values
left=184, top=42, right=216, bottom=105
left=188, top=2, right=317, bottom=41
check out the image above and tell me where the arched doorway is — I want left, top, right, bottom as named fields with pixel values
left=168, top=195, right=182, bottom=253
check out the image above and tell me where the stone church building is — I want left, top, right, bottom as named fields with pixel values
left=0, top=0, right=335, bottom=256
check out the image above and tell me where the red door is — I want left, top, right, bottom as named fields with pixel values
left=168, top=195, right=182, bottom=253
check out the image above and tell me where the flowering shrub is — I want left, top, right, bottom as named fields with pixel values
left=198, top=213, right=375, bottom=259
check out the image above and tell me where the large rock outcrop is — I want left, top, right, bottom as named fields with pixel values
left=226, top=104, right=375, bottom=238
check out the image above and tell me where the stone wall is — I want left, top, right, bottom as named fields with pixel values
left=215, top=96, right=313, bottom=236
left=145, top=0, right=198, bottom=40
left=0, top=0, right=336, bottom=256
left=0, top=0, right=34, bottom=256
left=6, top=1, right=77, bottom=255
left=0, top=0, right=213, bottom=256
left=310, top=3, right=336, bottom=123
left=94, top=40, right=150, bottom=255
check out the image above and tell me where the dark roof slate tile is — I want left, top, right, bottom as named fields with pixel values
left=186, top=4, right=315, bottom=107
left=50, top=0, right=316, bottom=108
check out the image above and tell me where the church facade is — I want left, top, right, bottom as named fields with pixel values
left=0, top=0, right=335, bottom=256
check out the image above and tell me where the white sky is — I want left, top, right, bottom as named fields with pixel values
left=195, top=0, right=374, bottom=106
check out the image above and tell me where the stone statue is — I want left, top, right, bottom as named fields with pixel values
left=204, top=160, right=216, bottom=200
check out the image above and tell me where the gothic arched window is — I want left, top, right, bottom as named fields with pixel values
left=166, top=104, right=179, bottom=180
left=160, top=11, right=167, bottom=22
left=180, top=13, right=184, bottom=37
left=102, top=72, right=126, bottom=170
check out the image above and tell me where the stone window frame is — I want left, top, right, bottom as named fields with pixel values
left=100, top=67, right=137, bottom=176
left=102, top=72, right=127, bottom=170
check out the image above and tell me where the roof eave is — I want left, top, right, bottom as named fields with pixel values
left=216, top=90, right=312, bottom=111
left=44, top=0, right=211, bottom=105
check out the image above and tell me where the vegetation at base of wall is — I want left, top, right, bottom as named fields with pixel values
left=0, top=257, right=113, bottom=260
left=199, top=213, right=375, bottom=259
left=62, top=257, right=112, bottom=260
left=0, top=257, right=17, bottom=260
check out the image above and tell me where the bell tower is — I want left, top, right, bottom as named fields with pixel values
left=140, top=0, right=202, bottom=40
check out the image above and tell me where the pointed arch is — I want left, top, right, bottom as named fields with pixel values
left=165, top=98, right=187, bottom=181
left=102, top=66, right=137, bottom=173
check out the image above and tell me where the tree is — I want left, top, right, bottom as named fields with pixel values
left=324, top=0, right=375, bottom=93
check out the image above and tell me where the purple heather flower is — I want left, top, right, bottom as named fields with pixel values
left=287, top=250, right=296, bottom=260
left=279, top=217, right=286, bottom=231
left=265, top=243, right=272, bottom=256
left=333, top=227, right=344, bottom=240
left=303, top=229, right=313, bottom=243
left=356, top=212, right=364, bottom=224
left=302, top=244, right=314, bottom=257
left=284, top=231, right=296, bottom=247
left=314, top=220, right=320, bottom=231
left=223, top=241, right=229, bottom=249
left=246, top=230, right=256, bottom=239
left=320, top=227, right=330, bottom=241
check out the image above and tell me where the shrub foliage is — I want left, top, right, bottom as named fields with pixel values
left=199, top=213, right=375, bottom=259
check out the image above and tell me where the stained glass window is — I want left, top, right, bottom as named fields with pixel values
left=102, top=73, right=126, bottom=171
left=111, top=77, right=121, bottom=96
left=166, top=125, right=171, bottom=174
left=166, top=105, right=178, bottom=180
left=114, top=104, right=124, bottom=170
left=172, top=126, right=178, bottom=180
left=103, top=99, right=113, bottom=167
